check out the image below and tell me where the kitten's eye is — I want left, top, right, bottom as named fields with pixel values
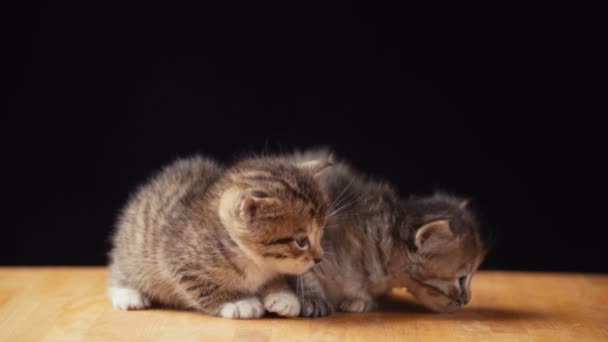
left=250, top=190, right=268, bottom=198
left=295, top=238, right=309, bottom=249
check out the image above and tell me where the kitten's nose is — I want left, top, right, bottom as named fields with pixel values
left=455, top=292, right=470, bottom=305
left=312, top=249, right=324, bottom=264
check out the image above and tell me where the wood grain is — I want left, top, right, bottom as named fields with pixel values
left=1, top=268, right=606, bottom=341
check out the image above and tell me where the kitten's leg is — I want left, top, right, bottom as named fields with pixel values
left=262, top=277, right=300, bottom=317
left=217, top=297, right=265, bottom=319
left=177, top=275, right=264, bottom=319
left=338, top=298, right=377, bottom=313
left=108, top=263, right=151, bottom=310
left=108, top=286, right=152, bottom=310
left=294, top=272, right=335, bottom=318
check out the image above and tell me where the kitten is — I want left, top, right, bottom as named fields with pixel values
left=289, top=149, right=486, bottom=317
left=108, top=154, right=331, bottom=319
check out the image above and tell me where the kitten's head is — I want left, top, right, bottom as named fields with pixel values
left=393, top=193, right=486, bottom=313
left=219, top=157, right=331, bottom=275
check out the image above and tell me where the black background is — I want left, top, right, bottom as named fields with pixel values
left=3, top=1, right=606, bottom=272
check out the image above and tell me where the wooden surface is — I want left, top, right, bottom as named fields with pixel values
left=0, top=268, right=607, bottom=341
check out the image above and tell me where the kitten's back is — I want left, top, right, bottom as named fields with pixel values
left=290, top=147, right=395, bottom=208
left=109, top=156, right=221, bottom=290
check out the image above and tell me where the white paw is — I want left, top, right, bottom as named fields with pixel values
left=109, top=286, right=151, bottom=310
left=218, top=297, right=264, bottom=319
left=264, top=291, right=301, bottom=317
left=339, top=299, right=373, bottom=313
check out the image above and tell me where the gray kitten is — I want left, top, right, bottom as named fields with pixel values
left=108, top=154, right=330, bottom=319
left=289, top=149, right=486, bottom=317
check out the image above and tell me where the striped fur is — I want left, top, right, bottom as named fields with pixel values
left=288, top=148, right=486, bottom=316
left=108, top=154, right=330, bottom=318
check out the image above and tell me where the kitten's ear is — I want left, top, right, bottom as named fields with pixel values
left=238, top=191, right=283, bottom=223
left=298, top=158, right=333, bottom=177
left=414, top=220, right=454, bottom=252
left=459, top=198, right=471, bottom=210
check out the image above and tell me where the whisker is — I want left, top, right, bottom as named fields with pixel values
left=326, top=201, right=351, bottom=218
left=329, top=179, right=355, bottom=211
left=324, top=224, right=341, bottom=230
left=298, top=274, right=306, bottom=302
left=325, top=196, right=358, bottom=218
left=330, top=191, right=355, bottom=214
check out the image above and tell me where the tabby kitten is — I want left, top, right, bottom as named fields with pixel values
left=108, top=154, right=330, bottom=319
left=289, top=149, right=486, bottom=317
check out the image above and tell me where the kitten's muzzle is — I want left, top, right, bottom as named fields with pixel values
left=312, top=249, right=324, bottom=264
left=452, top=291, right=470, bottom=305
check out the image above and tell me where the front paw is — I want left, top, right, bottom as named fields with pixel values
left=218, top=297, right=264, bottom=319
left=339, top=299, right=375, bottom=313
left=109, top=286, right=151, bottom=311
left=300, top=297, right=334, bottom=318
left=264, top=291, right=300, bottom=317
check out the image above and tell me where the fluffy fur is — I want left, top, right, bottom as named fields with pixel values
left=108, top=154, right=331, bottom=319
left=289, top=148, right=486, bottom=317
